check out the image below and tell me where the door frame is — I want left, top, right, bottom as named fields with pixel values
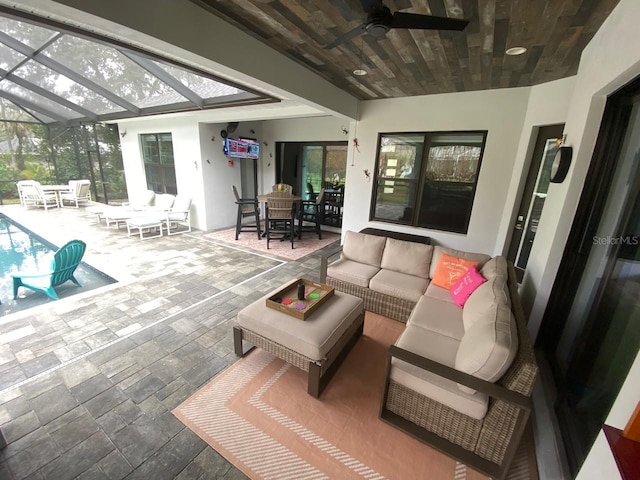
left=506, top=124, right=564, bottom=279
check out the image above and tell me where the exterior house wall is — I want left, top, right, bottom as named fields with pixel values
left=340, top=87, right=531, bottom=254
left=117, top=115, right=203, bottom=226
left=118, top=116, right=266, bottom=232
left=198, top=121, right=263, bottom=231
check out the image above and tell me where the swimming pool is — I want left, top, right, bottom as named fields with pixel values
left=0, top=213, right=116, bottom=316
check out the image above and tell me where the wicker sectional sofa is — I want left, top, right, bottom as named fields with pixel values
left=320, top=229, right=538, bottom=479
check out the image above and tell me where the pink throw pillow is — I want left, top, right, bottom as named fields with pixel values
left=450, top=266, right=487, bottom=308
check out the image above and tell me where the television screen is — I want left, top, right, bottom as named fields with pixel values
left=224, top=137, right=259, bottom=159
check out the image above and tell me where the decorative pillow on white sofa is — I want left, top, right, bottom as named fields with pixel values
left=380, top=237, right=433, bottom=278
left=455, top=303, right=518, bottom=394
left=429, top=246, right=491, bottom=279
left=342, top=231, right=387, bottom=267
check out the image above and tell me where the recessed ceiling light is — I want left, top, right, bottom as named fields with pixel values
left=506, top=46, right=527, bottom=56
left=353, top=69, right=367, bottom=76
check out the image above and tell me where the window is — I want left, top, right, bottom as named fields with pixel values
left=371, top=131, right=487, bottom=233
left=141, top=133, right=177, bottom=194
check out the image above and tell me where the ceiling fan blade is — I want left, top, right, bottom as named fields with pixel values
left=324, top=23, right=366, bottom=49
left=391, top=12, right=469, bottom=31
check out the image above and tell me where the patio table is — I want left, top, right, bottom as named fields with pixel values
left=41, top=184, right=72, bottom=206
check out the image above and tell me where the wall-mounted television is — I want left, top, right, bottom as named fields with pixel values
left=224, top=137, right=259, bottom=159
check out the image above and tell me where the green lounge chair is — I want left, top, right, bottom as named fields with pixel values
left=13, top=240, right=87, bottom=300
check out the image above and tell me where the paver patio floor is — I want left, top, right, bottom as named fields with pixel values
left=0, top=204, right=337, bottom=479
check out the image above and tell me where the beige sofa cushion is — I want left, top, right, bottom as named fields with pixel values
left=380, top=238, right=433, bottom=278
left=455, top=303, right=518, bottom=394
left=369, top=269, right=428, bottom=303
left=236, top=289, right=363, bottom=361
left=429, top=246, right=491, bottom=279
left=462, top=275, right=510, bottom=330
left=407, top=295, right=465, bottom=340
left=391, top=325, right=489, bottom=420
left=327, top=258, right=380, bottom=288
left=423, top=283, right=455, bottom=303
left=342, top=231, right=387, bottom=267
left=480, top=256, right=509, bottom=280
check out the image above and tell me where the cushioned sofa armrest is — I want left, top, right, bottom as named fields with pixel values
left=320, top=245, right=343, bottom=283
left=387, top=345, right=531, bottom=410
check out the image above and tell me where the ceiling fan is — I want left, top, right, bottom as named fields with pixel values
left=324, top=0, right=469, bottom=50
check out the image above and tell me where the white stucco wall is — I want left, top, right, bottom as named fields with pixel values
left=495, top=76, right=576, bottom=257
left=198, top=121, right=263, bottom=230
left=340, top=87, right=531, bottom=254
left=117, top=115, right=203, bottom=226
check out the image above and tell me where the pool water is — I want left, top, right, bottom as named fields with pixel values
left=0, top=213, right=116, bottom=316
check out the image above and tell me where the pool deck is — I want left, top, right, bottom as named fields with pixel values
left=0, top=203, right=336, bottom=479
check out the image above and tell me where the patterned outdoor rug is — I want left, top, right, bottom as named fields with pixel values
left=173, top=312, right=537, bottom=480
left=202, top=226, right=340, bottom=261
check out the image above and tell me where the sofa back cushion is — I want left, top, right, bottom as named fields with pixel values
left=342, top=231, right=387, bottom=267
left=429, top=246, right=491, bottom=279
left=455, top=303, right=518, bottom=394
left=480, top=256, right=509, bottom=280
left=380, top=237, right=433, bottom=278
left=462, top=275, right=511, bottom=331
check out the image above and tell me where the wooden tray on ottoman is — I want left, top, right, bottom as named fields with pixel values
left=266, top=278, right=334, bottom=320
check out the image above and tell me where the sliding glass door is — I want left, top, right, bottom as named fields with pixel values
left=540, top=84, right=640, bottom=473
left=278, top=142, right=347, bottom=227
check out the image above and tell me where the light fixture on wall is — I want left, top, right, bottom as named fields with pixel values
left=550, top=136, right=572, bottom=183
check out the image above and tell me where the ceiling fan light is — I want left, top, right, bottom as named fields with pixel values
left=506, top=46, right=527, bottom=56
left=353, top=69, right=368, bottom=76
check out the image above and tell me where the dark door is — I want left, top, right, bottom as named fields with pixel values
left=507, top=124, right=564, bottom=281
left=538, top=82, right=640, bottom=475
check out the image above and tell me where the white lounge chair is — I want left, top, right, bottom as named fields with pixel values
left=105, top=193, right=175, bottom=228
left=18, top=180, right=58, bottom=211
left=59, top=180, right=91, bottom=207
left=86, top=190, right=156, bottom=224
left=161, top=195, right=192, bottom=235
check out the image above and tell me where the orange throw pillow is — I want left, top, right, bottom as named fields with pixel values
left=431, top=253, right=480, bottom=289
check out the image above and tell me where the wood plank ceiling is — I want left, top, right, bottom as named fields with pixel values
left=190, top=0, right=620, bottom=100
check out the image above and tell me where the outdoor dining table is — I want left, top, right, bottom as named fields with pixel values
left=41, top=184, right=73, bottom=205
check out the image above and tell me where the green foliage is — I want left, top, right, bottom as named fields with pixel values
left=0, top=122, right=125, bottom=203
left=20, top=161, right=50, bottom=181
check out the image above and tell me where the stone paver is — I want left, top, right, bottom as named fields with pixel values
left=0, top=204, right=337, bottom=479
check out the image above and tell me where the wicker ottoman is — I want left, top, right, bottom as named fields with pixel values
left=234, top=290, right=364, bottom=397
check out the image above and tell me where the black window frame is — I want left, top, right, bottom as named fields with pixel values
left=140, top=132, right=177, bottom=194
left=369, top=130, right=488, bottom=234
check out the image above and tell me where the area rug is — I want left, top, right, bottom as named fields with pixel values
left=173, top=313, right=537, bottom=480
left=202, top=226, right=340, bottom=261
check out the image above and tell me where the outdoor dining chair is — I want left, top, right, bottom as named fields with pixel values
left=13, top=239, right=86, bottom=300
left=265, top=191, right=296, bottom=249
left=233, top=185, right=261, bottom=240
left=298, top=188, right=324, bottom=240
